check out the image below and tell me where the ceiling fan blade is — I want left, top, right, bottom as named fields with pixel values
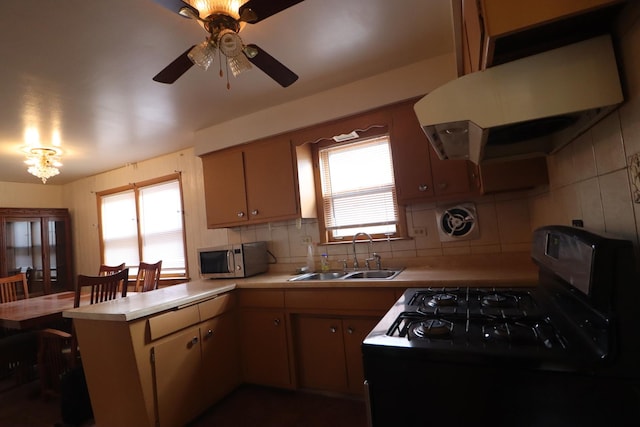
left=244, top=44, right=298, bottom=87
left=153, top=46, right=196, bottom=84
left=152, top=0, right=199, bottom=17
left=239, top=0, right=305, bottom=23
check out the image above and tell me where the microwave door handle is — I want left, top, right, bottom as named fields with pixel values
left=227, top=250, right=234, bottom=274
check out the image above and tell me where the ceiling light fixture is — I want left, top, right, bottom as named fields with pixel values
left=183, top=0, right=246, bottom=20
left=23, top=146, right=63, bottom=184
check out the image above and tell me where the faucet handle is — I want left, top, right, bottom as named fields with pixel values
left=373, top=253, right=382, bottom=269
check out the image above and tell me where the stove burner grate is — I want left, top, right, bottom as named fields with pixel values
left=411, top=319, right=454, bottom=338
left=426, top=293, right=458, bottom=307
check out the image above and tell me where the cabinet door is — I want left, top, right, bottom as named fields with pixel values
left=343, top=317, right=379, bottom=395
left=201, top=149, right=248, bottom=227
left=243, top=136, right=298, bottom=222
left=295, top=316, right=348, bottom=392
left=153, top=325, right=203, bottom=427
left=200, top=312, right=241, bottom=405
left=429, top=144, right=477, bottom=197
left=462, top=0, right=483, bottom=74
left=390, top=101, right=435, bottom=204
left=239, top=309, right=291, bottom=387
left=2, top=210, right=73, bottom=295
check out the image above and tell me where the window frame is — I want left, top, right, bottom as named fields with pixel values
left=311, top=127, right=407, bottom=244
left=96, top=173, right=188, bottom=280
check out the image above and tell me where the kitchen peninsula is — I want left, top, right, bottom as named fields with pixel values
left=64, top=265, right=537, bottom=427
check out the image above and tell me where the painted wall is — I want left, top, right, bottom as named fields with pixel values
left=0, top=181, right=64, bottom=208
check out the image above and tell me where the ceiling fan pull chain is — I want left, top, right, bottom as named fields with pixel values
left=225, top=59, right=231, bottom=90
left=218, top=48, right=224, bottom=78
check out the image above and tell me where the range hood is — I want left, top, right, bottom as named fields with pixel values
left=414, top=35, right=623, bottom=164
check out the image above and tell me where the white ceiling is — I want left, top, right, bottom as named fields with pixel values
left=0, top=0, right=456, bottom=184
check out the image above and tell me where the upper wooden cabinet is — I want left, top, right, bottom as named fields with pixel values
left=201, top=135, right=316, bottom=228
left=390, top=100, right=479, bottom=204
left=0, top=208, right=73, bottom=295
left=461, top=0, right=623, bottom=73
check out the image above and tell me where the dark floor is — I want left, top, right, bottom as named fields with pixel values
left=0, top=379, right=368, bottom=427
left=189, top=385, right=368, bottom=427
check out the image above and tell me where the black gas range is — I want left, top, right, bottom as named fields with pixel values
left=362, top=226, right=640, bottom=427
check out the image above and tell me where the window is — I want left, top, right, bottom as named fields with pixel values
left=97, top=174, right=187, bottom=278
left=316, top=134, right=406, bottom=242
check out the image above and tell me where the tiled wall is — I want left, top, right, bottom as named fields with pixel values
left=227, top=190, right=534, bottom=272
left=528, top=2, right=640, bottom=252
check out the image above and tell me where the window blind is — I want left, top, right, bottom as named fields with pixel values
left=319, top=136, right=399, bottom=239
left=100, top=177, right=186, bottom=277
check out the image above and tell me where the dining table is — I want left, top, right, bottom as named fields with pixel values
left=0, top=291, right=79, bottom=330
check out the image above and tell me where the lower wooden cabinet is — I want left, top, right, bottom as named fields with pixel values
left=153, top=324, right=204, bottom=427
left=200, top=312, right=241, bottom=403
left=239, top=308, right=292, bottom=388
left=294, top=315, right=379, bottom=395
left=151, top=298, right=240, bottom=427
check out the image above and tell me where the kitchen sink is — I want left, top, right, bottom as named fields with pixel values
left=288, top=271, right=348, bottom=281
left=343, top=270, right=401, bottom=279
left=288, top=269, right=403, bottom=281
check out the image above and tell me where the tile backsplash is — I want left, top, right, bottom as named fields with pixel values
left=224, top=191, right=535, bottom=273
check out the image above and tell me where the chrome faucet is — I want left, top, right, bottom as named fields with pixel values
left=352, top=232, right=374, bottom=269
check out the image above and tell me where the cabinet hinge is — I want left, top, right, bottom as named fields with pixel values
left=150, top=348, right=155, bottom=364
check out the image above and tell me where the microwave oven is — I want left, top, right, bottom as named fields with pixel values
left=198, top=241, right=269, bottom=279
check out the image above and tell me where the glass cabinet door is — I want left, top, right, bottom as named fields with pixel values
left=1, top=209, right=73, bottom=295
left=5, top=218, right=43, bottom=294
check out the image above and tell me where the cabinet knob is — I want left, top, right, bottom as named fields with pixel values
left=188, top=336, right=199, bottom=348
left=251, top=209, right=259, bottom=216
left=347, top=327, right=354, bottom=334
left=273, top=318, right=281, bottom=326
left=237, top=211, right=245, bottom=218
left=418, top=184, right=429, bottom=192
left=330, top=326, right=338, bottom=333
left=206, top=329, right=213, bottom=338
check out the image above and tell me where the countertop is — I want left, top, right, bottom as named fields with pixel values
left=63, top=265, right=538, bottom=323
left=63, top=281, right=235, bottom=322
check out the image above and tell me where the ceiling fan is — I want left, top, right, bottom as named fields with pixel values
left=152, top=0, right=304, bottom=88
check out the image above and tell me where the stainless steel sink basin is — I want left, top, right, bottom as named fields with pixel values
left=288, top=271, right=348, bottom=281
left=343, top=270, right=402, bottom=279
left=288, top=269, right=402, bottom=281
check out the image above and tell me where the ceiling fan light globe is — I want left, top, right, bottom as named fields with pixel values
left=178, top=7, right=199, bottom=19
left=243, top=45, right=258, bottom=58
left=188, top=41, right=215, bottom=70
left=229, top=54, right=252, bottom=77
left=218, top=30, right=243, bottom=57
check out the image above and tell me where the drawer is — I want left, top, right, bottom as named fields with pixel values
left=237, top=289, right=285, bottom=308
left=285, top=289, right=396, bottom=311
left=148, top=304, right=200, bottom=341
left=199, top=292, right=236, bottom=321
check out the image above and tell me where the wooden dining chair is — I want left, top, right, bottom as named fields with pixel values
left=98, top=262, right=126, bottom=276
left=74, top=268, right=129, bottom=308
left=0, top=273, right=29, bottom=303
left=37, top=328, right=73, bottom=398
left=134, top=261, right=162, bottom=292
left=37, top=267, right=131, bottom=394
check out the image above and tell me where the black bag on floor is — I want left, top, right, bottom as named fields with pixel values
left=59, top=365, right=93, bottom=426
